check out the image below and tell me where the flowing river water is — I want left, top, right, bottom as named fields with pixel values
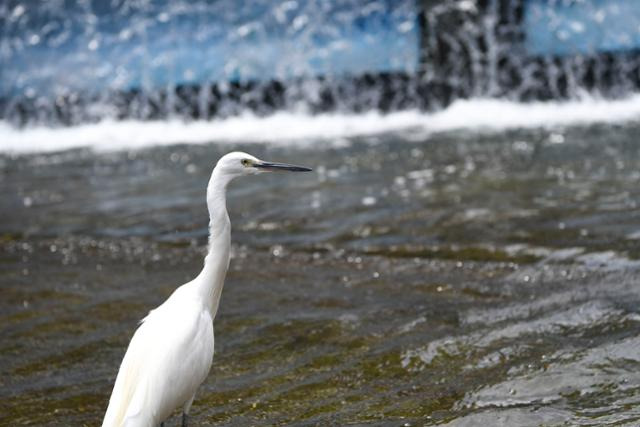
left=2, top=119, right=640, bottom=425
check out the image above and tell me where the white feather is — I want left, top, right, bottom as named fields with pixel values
left=103, top=286, right=215, bottom=426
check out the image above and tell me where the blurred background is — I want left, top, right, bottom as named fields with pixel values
left=2, top=0, right=640, bottom=425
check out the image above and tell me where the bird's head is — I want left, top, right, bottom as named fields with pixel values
left=214, top=151, right=312, bottom=179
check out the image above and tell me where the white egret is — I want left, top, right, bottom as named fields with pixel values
left=102, top=152, right=312, bottom=427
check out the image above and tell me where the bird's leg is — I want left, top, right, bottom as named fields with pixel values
left=182, top=393, right=195, bottom=427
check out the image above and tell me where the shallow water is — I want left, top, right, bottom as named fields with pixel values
left=2, top=122, right=640, bottom=426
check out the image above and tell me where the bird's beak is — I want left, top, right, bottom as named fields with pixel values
left=254, top=160, right=312, bottom=172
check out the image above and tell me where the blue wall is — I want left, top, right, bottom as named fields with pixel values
left=525, top=0, right=640, bottom=56
left=1, top=0, right=419, bottom=97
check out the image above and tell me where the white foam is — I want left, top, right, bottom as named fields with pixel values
left=1, top=95, right=640, bottom=154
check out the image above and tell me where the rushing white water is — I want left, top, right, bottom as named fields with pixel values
left=2, top=95, right=640, bottom=154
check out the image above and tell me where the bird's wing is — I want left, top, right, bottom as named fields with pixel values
left=102, top=314, right=155, bottom=427
left=103, top=292, right=215, bottom=426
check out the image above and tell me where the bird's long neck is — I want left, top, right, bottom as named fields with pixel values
left=195, top=167, right=232, bottom=318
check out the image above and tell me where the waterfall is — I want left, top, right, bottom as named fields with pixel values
left=1, top=0, right=639, bottom=126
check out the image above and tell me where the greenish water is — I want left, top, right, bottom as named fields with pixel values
left=2, top=123, right=640, bottom=425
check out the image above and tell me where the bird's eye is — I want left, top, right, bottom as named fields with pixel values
left=241, top=159, right=251, bottom=167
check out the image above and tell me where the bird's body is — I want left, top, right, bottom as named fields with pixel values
left=102, top=289, right=215, bottom=426
left=102, top=152, right=310, bottom=427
